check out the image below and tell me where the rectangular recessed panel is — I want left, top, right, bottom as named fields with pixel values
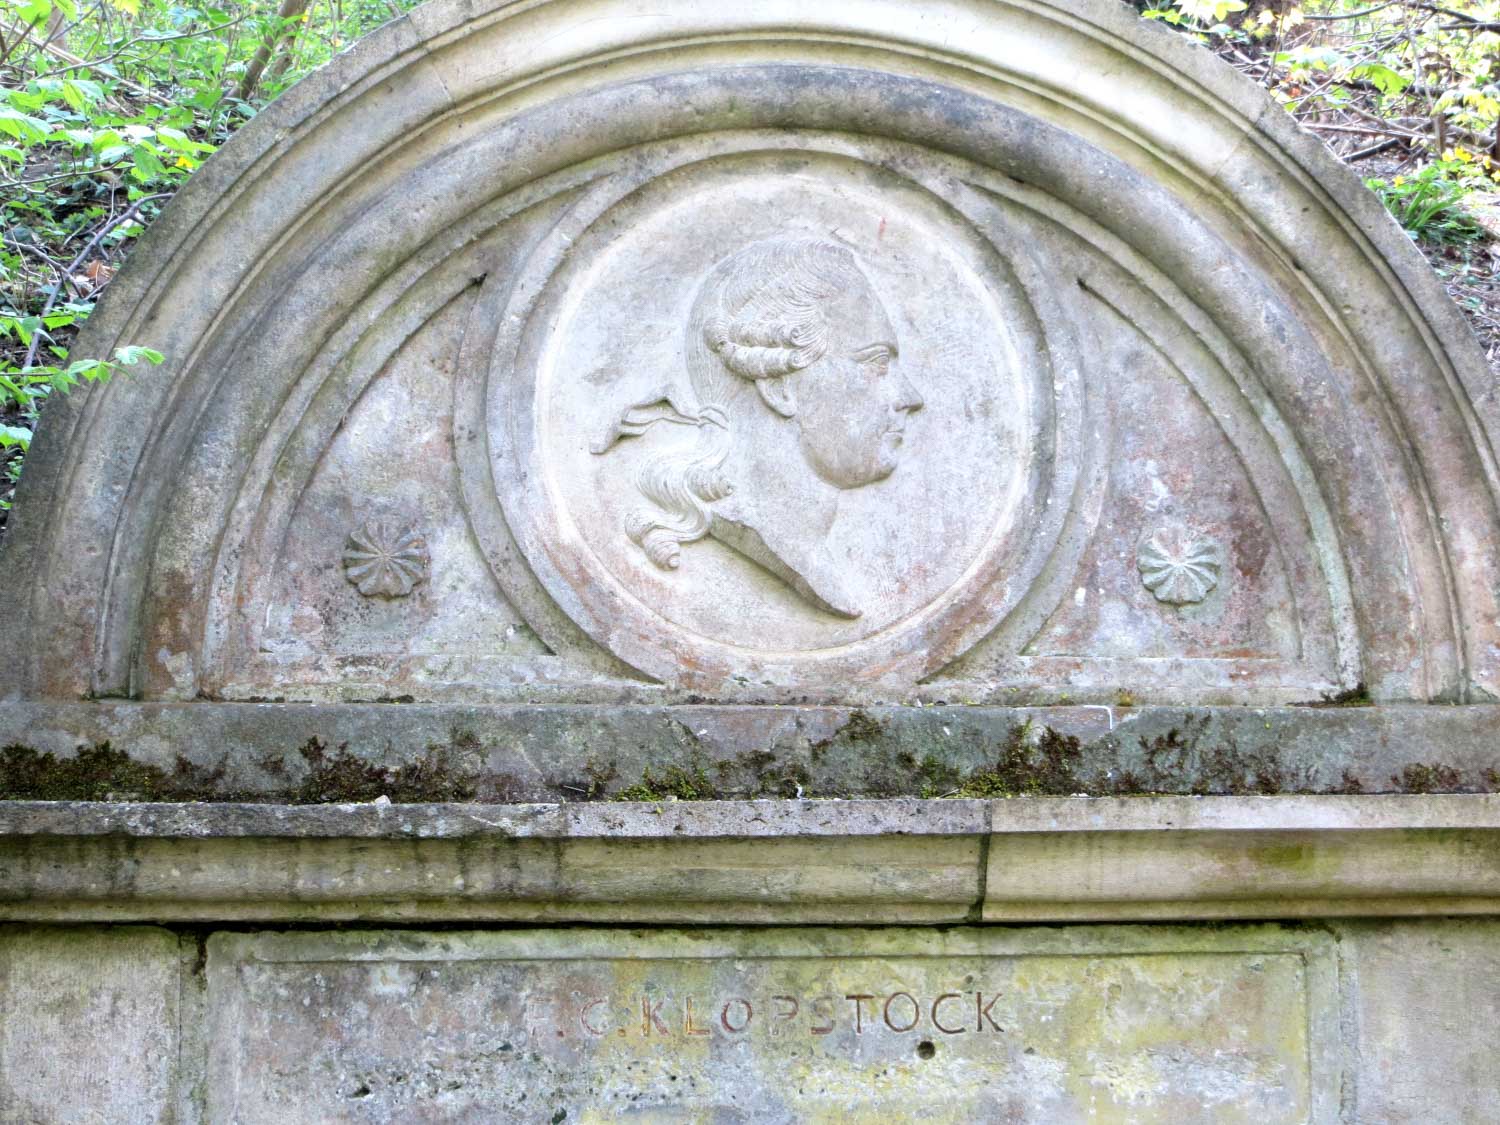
left=208, top=927, right=1337, bottom=1123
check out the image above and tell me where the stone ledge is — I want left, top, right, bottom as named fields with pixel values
left=2, top=794, right=1497, bottom=924
left=3, top=701, right=1498, bottom=801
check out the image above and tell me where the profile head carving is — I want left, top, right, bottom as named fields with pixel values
left=686, top=237, right=923, bottom=491
left=598, top=236, right=923, bottom=614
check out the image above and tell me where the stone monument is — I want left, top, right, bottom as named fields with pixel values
left=1, top=0, right=1498, bottom=1119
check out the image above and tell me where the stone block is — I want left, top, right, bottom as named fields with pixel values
left=0, top=926, right=182, bottom=1124
left=1344, top=920, right=1500, bottom=1123
left=206, top=925, right=1341, bottom=1123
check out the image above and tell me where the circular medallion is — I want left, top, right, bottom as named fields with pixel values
left=475, top=138, right=1083, bottom=689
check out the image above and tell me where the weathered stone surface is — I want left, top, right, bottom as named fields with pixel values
left=1, top=917, right=1497, bottom=1122
left=0, top=0, right=1496, bottom=1117
left=0, top=926, right=182, bottom=1123
left=4, top=795, right=1500, bottom=924
left=3, top=701, right=1499, bottom=803
left=0, top=0, right=1495, bottom=708
left=1343, top=920, right=1500, bottom=1122
left=206, top=926, right=1341, bottom=1123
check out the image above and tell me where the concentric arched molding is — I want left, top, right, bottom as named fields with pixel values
left=2, top=0, right=1496, bottom=703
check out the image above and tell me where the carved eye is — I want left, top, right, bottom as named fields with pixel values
left=856, top=346, right=892, bottom=375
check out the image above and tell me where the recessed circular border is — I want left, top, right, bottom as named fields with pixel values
left=464, top=131, right=1093, bottom=690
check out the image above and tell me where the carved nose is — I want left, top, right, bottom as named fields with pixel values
left=895, top=371, right=923, bottom=413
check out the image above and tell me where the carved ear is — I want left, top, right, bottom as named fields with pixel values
left=756, top=375, right=797, bottom=418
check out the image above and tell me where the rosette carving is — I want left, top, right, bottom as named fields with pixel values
left=342, top=520, right=430, bottom=598
left=1137, top=525, right=1223, bottom=606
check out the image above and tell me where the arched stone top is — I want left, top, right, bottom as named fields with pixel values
left=3, top=0, right=1497, bottom=705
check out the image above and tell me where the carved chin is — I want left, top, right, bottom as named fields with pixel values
left=803, top=432, right=907, bottom=489
left=877, top=431, right=906, bottom=472
left=847, top=434, right=904, bottom=485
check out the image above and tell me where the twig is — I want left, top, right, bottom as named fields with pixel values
left=1349, top=136, right=1408, bottom=160
left=1414, top=3, right=1483, bottom=22
left=1305, top=1, right=1399, bottom=19
left=0, top=161, right=129, bottom=189
left=2, top=237, right=66, bottom=268
left=235, top=0, right=311, bottom=102
left=63, top=189, right=122, bottom=249
left=43, top=15, right=246, bottom=78
left=22, top=194, right=166, bottom=369
left=1305, top=121, right=1426, bottom=139
left=0, top=14, right=36, bottom=69
left=0, top=19, right=153, bottom=101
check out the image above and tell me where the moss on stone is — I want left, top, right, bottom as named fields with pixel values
left=1138, top=720, right=1295, bottom=796
left=811, top=709, right=886, bottom=760
left=941, top=724, right=1086, bottom=798
left=0, top=738, right=476, bottom=804
left=1298, top=682, right=1374, bottom=708
left=291, top=738, right=475, bottom=803
left=841, top=709, right=886, bottom=743
left=1330, top=769, right=1365, bottom=795
left=1393, top=762, right=1462, bottom=794
left=0, top=742, right=225, bottom=801
left=612, top=761, right=717, bottom=802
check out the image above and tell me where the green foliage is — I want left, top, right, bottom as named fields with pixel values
left=1144, top=0, right=1500, bottom=156
left=0, top=342, right=162, bottom=508
left=1143, top=0, right=1247, bottom=37
left=1142, top=1, right=1500, bottom=270
left=1366, top=158, right=1490, bottom=243
left=0, top=0, right=424, bottom=519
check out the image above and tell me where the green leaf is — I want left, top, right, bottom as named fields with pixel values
left=3, top=86, right=46, bottom=112
left=154, top=125, right=191, bottom=150
left=1350, top=63, right=1411, bottom=97
left=13, top=0, right=52, bottom=29
left=129, top=143, right=167, bottom=182
left=60, top=78, right=102, bottom=111
left=0, top=374, right=28, bottom=408
left=0, top=425, right=32, bottom=450
left=1175, top=0, right=1245, bottom=23
left=54, top=358, right=108, bottom=389
left=0, top=145, right=24, bottom=164
left=0, top=108, right=52, bottom=144
left=112, top=345, right=164, bottom=366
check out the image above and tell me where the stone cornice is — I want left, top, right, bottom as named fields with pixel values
left=3, top=794, right=1496, bottom=924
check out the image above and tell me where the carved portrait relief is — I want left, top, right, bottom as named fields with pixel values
left=593, top=237, right=924, bottom=619
left=476, top=144, right=1082, bottom=688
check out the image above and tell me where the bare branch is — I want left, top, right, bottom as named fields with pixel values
left=22, top=194, right=167, bottom=369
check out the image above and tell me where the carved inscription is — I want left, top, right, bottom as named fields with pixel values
left=593, top=237, right=923, bottom=619
left=212, top=933, right=1329, bottom=1123
left=522, top=988, right=1008, bottom=1040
